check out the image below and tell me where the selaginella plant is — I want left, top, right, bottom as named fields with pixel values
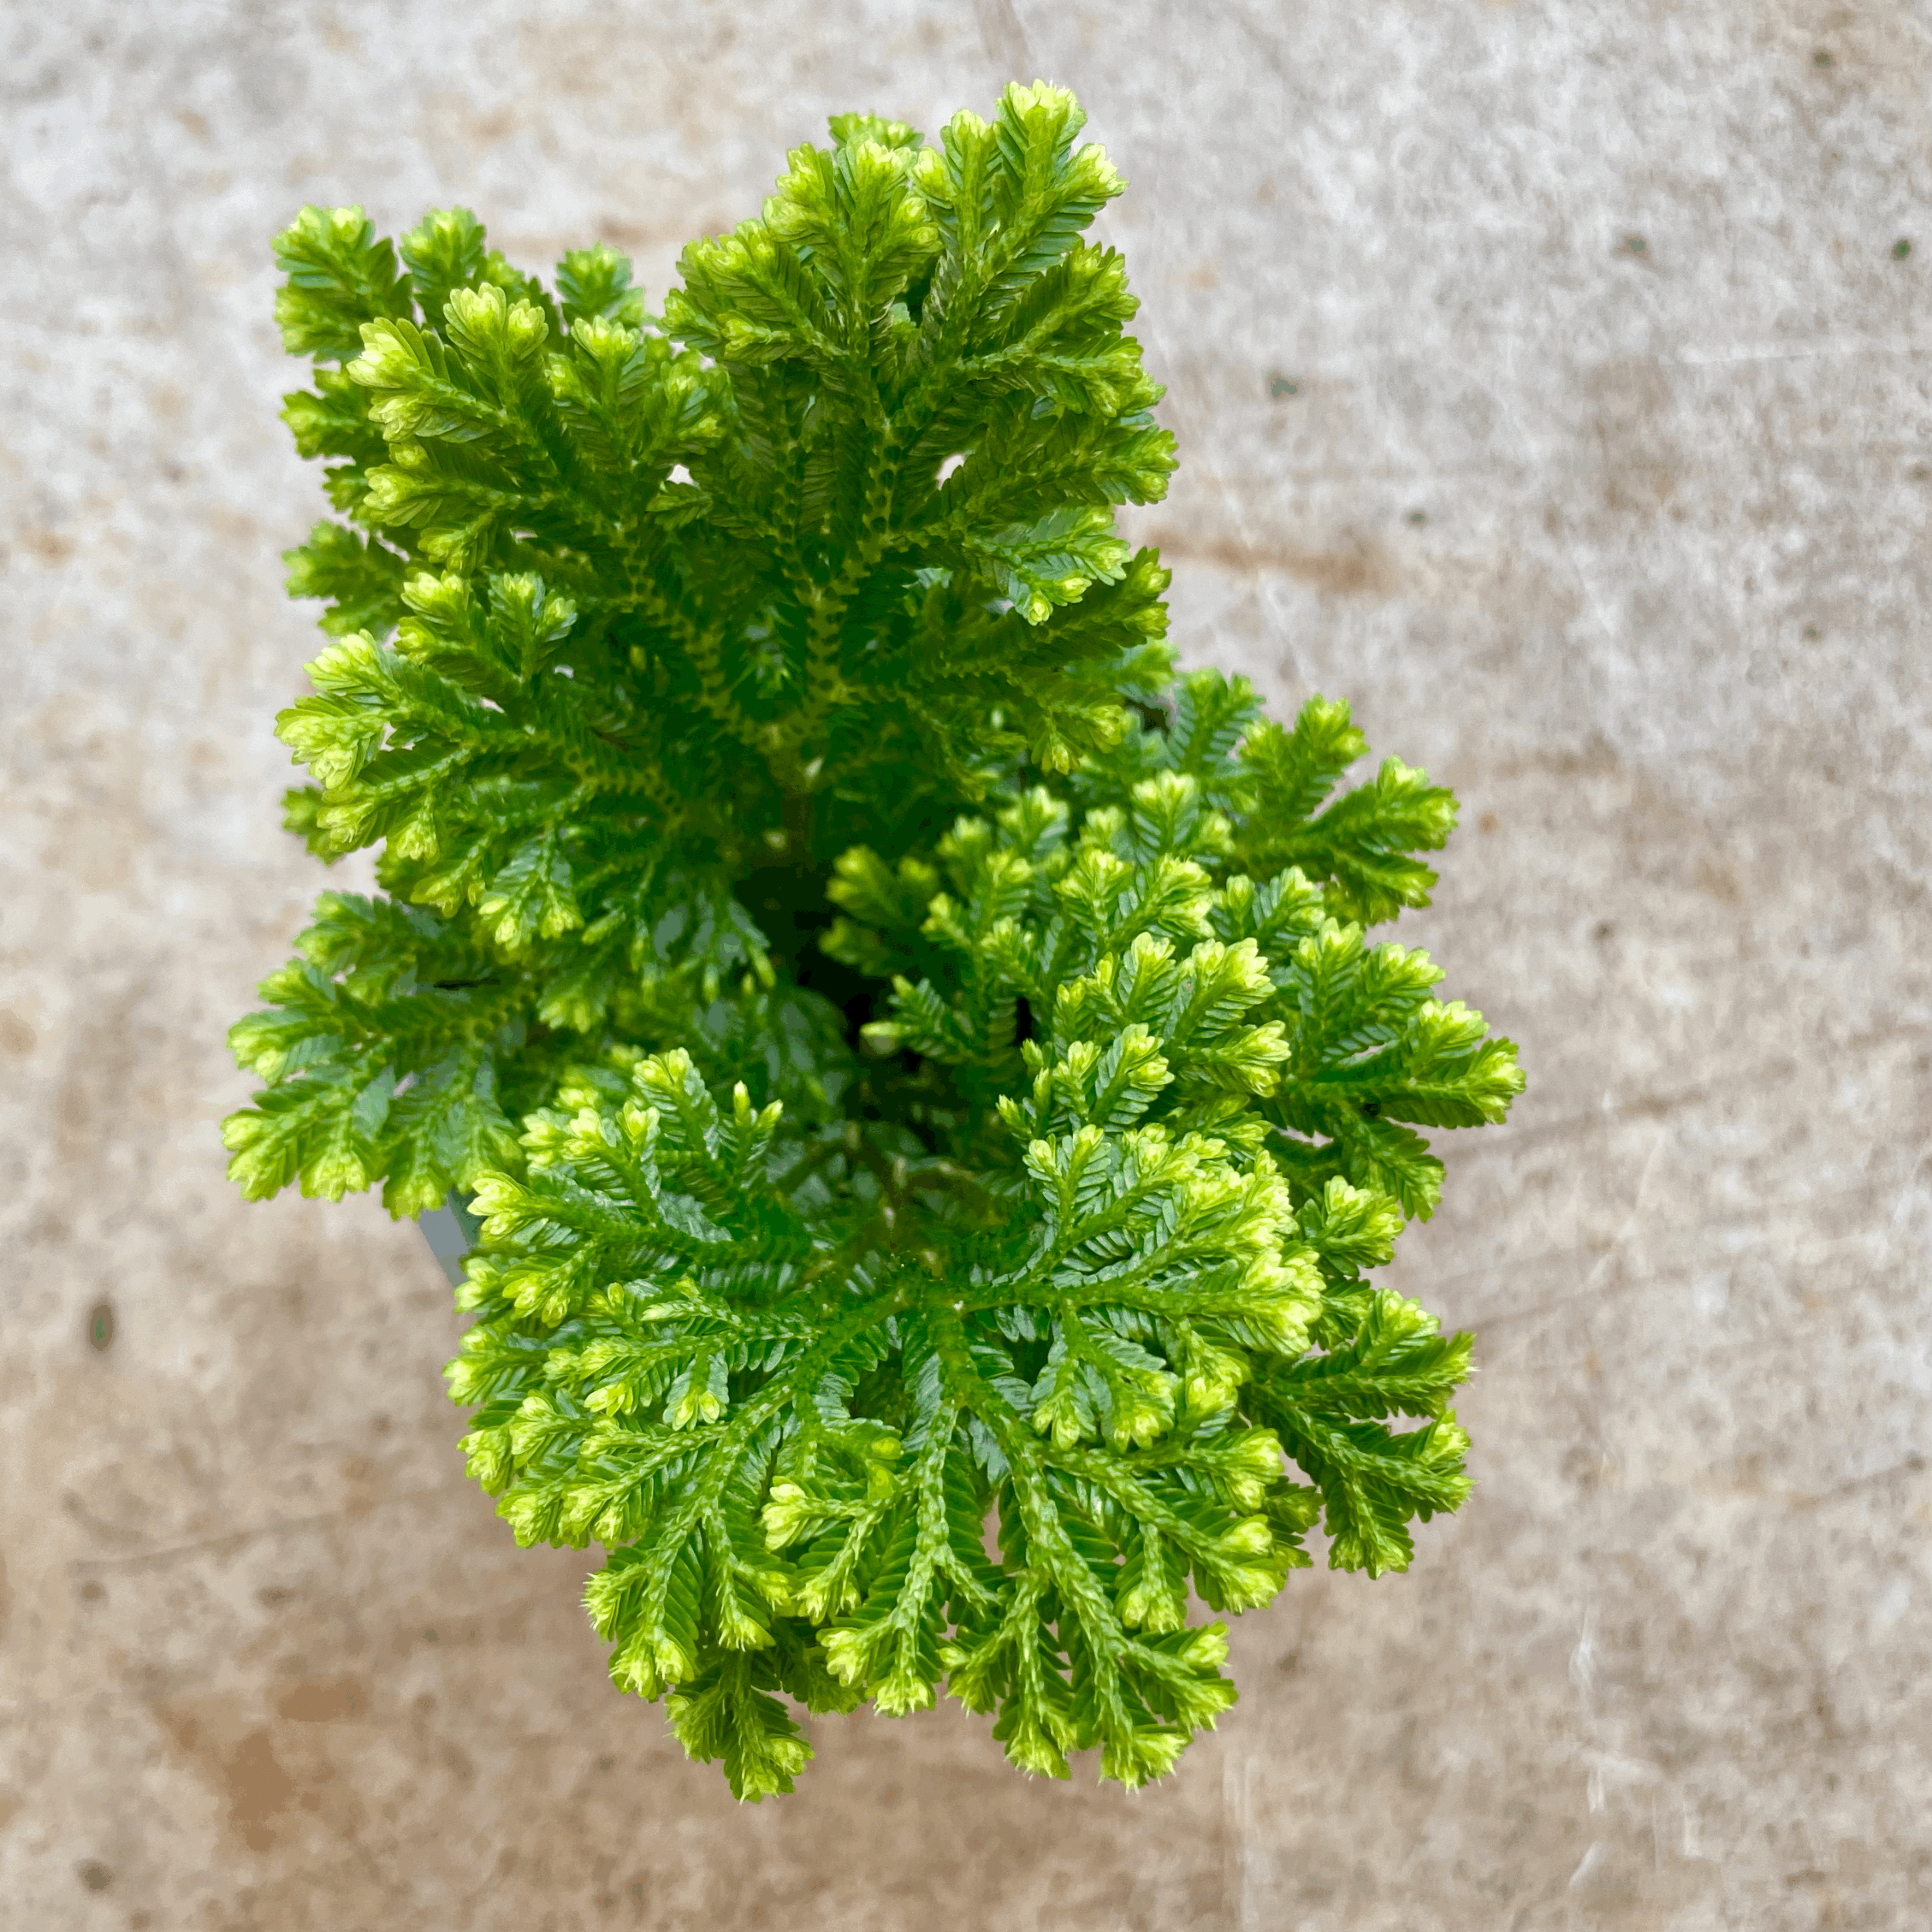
left=224, top=83, right=1521, bottom=1799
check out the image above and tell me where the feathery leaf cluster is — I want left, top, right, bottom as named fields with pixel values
left=226, top=83, right=1520, bottom=1798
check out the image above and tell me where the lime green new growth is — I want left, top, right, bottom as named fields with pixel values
left=225, top=82, right=1522, bottom=1799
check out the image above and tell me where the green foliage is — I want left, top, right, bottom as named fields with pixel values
left=226, top=83, right=1522, bottom=1798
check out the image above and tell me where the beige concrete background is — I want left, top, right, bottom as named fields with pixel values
left=4, top=2, right=1930, bottom=1927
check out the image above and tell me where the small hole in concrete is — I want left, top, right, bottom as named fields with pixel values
left=87, top=1303, right=114, bottom=1352
left=1267, top=372, right=1298, bottom=398
left=78, top=1862, right=112, bottom=1892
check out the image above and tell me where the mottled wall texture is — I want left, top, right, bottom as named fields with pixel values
left=4, top=2, right=1929, bottom=1927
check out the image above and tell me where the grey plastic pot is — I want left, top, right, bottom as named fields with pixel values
left=418, top=1192, right=483, bottom=1288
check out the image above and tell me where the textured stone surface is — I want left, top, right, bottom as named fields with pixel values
left=4, top=3, right=1930, bottom=1927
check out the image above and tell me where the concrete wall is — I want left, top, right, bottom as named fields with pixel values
left=5, top=3, right=1929, bottom=1926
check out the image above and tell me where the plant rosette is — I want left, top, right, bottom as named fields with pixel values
left=225, top=82, right=1522, bottom=1799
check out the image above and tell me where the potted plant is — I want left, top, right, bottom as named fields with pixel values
left=225, top=82, right=1520, bottom=1798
